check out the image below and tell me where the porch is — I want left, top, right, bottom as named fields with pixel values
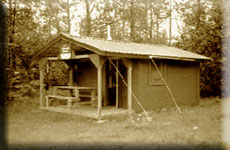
left=33, top=34, right=133, bottom=120
left=41, top=58, right=132, bottom=120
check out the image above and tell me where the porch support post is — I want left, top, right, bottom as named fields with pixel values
left=122, top=59, right=133, bottom=114
left=39, top=70, right=44, bottom=108
left=39, top=57, right=48, bottom=108
left=127, top=63, right=133, bottom=114
left=89, top=54, right=105, bottom=121
left=196, top=63, right=200, bottom=104
left=115, top=59, right=119, bottom=109
left=97, top=65, right=103, bottom=120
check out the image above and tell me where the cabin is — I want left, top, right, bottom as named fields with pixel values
left=31, top=33, right=211, bottom=120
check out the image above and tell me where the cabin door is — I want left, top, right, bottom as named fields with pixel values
left=106, top=60, right=127, bottom=108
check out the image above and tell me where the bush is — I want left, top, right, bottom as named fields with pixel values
left=200, top=61, right=222, bottom=97
left=14, top=80, right=40, bottom=97
left=44, top=61, right=68, bottom=86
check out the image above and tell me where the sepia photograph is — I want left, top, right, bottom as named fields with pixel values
left=0, top=0, right=229, bottom=149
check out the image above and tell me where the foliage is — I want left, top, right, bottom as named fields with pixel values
left=44, top=61, right=68, bottom=86
left=4, top=0, right=224, bottom=98
left=6, top=0, right=50, bottom=76
left=13, top=80, right=40, bottom=97
left=8, top=70, right=39, bottom=99
left=5, top=0, right=69, bottom=75
left=0, top=1, right=7, bottom=106
left=79, top=0, right=170, bottom=44
left=174, top=0, right=222, bottom=97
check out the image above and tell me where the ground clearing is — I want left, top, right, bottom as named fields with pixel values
left=5, top=97, right=223, bottom=149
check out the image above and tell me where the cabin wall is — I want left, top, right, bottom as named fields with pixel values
left=132, top=60, right=171, bottom=112
left=75, top=61, right=97, bottom=87
left=132, top=59, right=199, bottom=112
left=166, top=60, right=199, bottom=106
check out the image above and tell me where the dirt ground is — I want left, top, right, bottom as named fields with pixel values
left=5, top=97, right=223, bottom=150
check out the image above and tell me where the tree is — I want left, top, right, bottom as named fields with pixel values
left=175, top=0, right=222, bottom=97
left=79, top=0, right=97, bottom=37
left=143, top=0, right=170, bottom=44
left=169, top=0, right=172, bottom=46
left=0, top=1, right=7, bottom=106
left=4, top=0, right=57, bottom=76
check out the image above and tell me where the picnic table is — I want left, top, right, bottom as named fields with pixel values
left=45, top=86, right=97, bottom=109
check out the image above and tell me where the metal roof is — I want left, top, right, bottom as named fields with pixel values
left=33, top=33, right=211, bottom=61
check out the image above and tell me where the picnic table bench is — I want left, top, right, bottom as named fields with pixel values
left=45, top=86, right=97, bottom=109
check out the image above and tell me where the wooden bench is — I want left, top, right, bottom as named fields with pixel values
left=53, top=86, right=97, bottom=105
left=46, top=86, right=97, bottom=109
left=45, top=95, right=80, bottom=109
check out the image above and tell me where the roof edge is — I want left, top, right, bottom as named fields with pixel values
left=149, top=55, right=211, bottom=61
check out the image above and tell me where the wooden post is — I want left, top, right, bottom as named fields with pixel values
left=116, top=59, right=119, bottom=109
left=39, top=58, right=48, bottom=108
left=102, top=64, right=107, bottom=106
left=40, top=69, right=44, bottom=108
left=74, top=89, right=80, bottom=100
left=127, top=63, right=133, bottom=114
left=91, top=90, right=96, bottom=105
left=67, top=99, right=71, bottom=109
left=97, top=65, right=102, bottom=121
left=122, top=59, right=133, bottom=114
left=196, top=62, right=200, bottom=104
left=89, top=54, right=105, bottom=121
left=45, top=96, right=49, bottom=107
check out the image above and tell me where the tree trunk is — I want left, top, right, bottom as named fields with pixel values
left=8, top=0, right=13, bottom=67
left=48, top=0, right=52, bottom=38
left=48, top=17, right=51, bottom=38
left=149, top=6, right=153, bottom=40
left=11, top=0, right=17, bottom=70
left=122, top=0, right=125, bottom=39
left=169, top=0, right=172, bottom=46
left=56, top=18, right=60, bottom=35
left=156, top=13, right=159, bottom=44
left=130, top=0, right=135, bottom=41
left=67, top=0, right=71, bottom=34
left=85, top=0, right=91, bottom=37
left=197, top=0, right=200, bottom=29
left=56, top=13, right=60, bottom=35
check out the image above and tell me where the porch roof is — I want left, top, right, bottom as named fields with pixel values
left=32, top=33, right=211, bottom=61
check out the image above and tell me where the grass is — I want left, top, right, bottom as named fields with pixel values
left=5, top=96, right=223, bottom=149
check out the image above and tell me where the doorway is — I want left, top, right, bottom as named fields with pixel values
left=106, top=59, right=127, bottom=109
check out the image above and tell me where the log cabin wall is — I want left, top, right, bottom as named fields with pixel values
left=75, top=60, right=97, bottom=87
left=132, top=59, right=200, bottom=112
left=166, top=60, right=200, bottom=105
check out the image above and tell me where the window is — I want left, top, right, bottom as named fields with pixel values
left=149, top=60, right=165, bottom=85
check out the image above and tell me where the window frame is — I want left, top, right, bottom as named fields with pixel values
left=149, top=60, right=166, bottom=86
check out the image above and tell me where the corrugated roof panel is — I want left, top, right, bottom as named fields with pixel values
left=31, top=33, right=210, bottom=61
left=69, top=36, right=211, bottom=60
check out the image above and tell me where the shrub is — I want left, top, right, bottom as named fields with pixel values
left=13, top=80, right=40, bottom=97
left=44, top=61, right=68, bottom=86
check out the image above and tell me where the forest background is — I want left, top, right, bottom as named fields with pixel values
left=0, top=0, right=226, bottom=105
